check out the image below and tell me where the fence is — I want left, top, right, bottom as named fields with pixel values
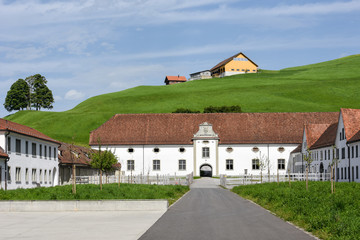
left=73, top=172, right=194, bottom=186
left=220, top=172, right=331, bottom=189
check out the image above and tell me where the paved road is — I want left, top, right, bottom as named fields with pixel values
left=139, top=177, right=315, bottom=240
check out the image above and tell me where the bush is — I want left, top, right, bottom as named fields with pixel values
left=203, top=105, right=242, bottom=113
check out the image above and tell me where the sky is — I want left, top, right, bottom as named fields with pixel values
left=1, top=0, right=360, bottom=118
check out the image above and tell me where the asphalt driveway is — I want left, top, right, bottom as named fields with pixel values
left=139, top=178, right=315, bottom=240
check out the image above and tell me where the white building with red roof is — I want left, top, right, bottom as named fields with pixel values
left=164, top=75, right=187, bottom=85
left=296, top=108, right=360, bottom=182
left=0, top=119, right=60, bottom=190
left=89, top=112, right=338, bottom=177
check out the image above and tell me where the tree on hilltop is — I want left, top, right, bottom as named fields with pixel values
left=4, top=79, right=30, bottom=111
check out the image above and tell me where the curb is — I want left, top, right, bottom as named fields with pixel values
left=0, top=200, right=168, bottom=212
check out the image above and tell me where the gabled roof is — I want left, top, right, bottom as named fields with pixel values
left=89, top=112, right=338, bottom=146
left=58, top=142, right=97, bottom=166
left=310, top=123, right=338, bottom=149
left=291, top=144, right=302, bottom=154
left=164, top=76, right=187, bottom=83
left=0, top=147, right=8, bottom=159
left=210, top=52, right=258, bottom=71
left=341, top=108, right=360, bottom=142
left=304, top=124, right=333, bottom=149
left=0, top=119, right=60, bottom=145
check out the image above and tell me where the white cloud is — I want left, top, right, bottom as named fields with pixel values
left=64, top=89, right=85, bottom=100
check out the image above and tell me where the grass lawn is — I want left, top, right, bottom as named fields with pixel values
left=0, top=183, right=189, bottom=205
left=5, top=54, right=360, bottom=145
left=232, top=181, right=360, bottom=240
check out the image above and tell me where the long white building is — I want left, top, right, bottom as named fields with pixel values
left=89, top=112, right=338, bottom=177
left=296, top=108, right=360, bottom=182
left=0, top=119, right=60, bottom=190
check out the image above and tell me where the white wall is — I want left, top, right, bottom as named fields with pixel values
left=97, top=143, right=297, bottom=177
left=3, top=132, right=59, bottom=190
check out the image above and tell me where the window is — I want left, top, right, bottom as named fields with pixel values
left=49, top=146, right=51, bottom=159
left=356, top=145, right=359, bottom=158
left=179, top=160, right=186, bottom=170
left=16, top=139, right=21, bottom=154
left=231, top=69, right=234, bottom=71
left=39, top=169, right=43, bottom=183
left=127, top=160, right=134, bottom=171
left=153, top=147, right=160, bottom=153
left=252, top=159, right=259, bottom=170
left=320, top=151, right=323, bottom=160
left=278, top=159, right=285, bottom=170
left=32, top=143, right=36, bottom=157
left=15, top=167, right=21, bottom=182
left=54, top=148, right=56, bottom=160
left=179, top=147, right=185, bottom=153
left=236, top=69, right=239, bottom=71
left=342, top=147, right=345, bottom=159
left=226, top=147, right=233, bottom=153
left=226, top=159, right=234, bottom=170
left=39, top=144, right=42, bottom=158
left=44, top=170, right=47, bottom=183
left=128, top=148, right=134, bottom=153
left=342, top=128, right=345, bottom=140
left=341, top=168, right=343, bottom=179
left=49, top=170, right=52, bottom=184
left=324, top=150, right=327, bottom=160
left=202, top=147, right=210, bottom=158
left=7, top=137, right=11, bottom=152
left=153, top=160, right=160, bottom=171
left=328, top=149, right=331, bottom=160
left=345, top=168, right=347, bottom=179
left=32, top=169, right=37, bottom=182
left=25, top=168, right=29, bottom=183
left=336, top=148, right=339, bottom=159
left=26, top=141, right=29, bottom=155
left=7, top=166, right=11, bottom=181
left=356, top=166, right=359, bottom=179
left=352, top=146, right=354, bottom=158
left=45, top=146, right=47, bottom=159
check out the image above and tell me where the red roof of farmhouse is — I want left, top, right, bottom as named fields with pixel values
left=0, top=147, right=8, bottom=158
left=341, top=108, right=360, bottom=142
left=164, top=76, right=187, bottom=82
left=0, top=118, right=60, bottom=144
left=89, top=112, right=339, bottom=146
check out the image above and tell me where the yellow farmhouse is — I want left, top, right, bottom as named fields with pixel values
left=210, top=52, right=258, bottom=78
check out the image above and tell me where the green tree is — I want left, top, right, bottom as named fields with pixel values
left=172, top=108, right=200, bottom=113
left=303, top=148, right=313, bottom=191
left=90, top=142, right=118, bottom=190
left=4, top=79, right=30, bottom=112
left=25, top=74, right=54, bottom=110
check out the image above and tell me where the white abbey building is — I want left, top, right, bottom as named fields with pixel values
left=291, top=108, right=360, bottom=182
left=89, top=112, right=338, bottom=177
left=0, top=119, right=60, bottom=190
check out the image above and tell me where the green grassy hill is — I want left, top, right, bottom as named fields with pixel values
left=5, top=54, right=360, bottom=145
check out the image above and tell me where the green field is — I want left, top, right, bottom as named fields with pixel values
left=0, top=183, right=189, bottom=205
left=5, top=54, right=360, bottom=145
left=232, top=181, right=360, bottom=240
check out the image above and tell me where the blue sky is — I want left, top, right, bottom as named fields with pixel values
left=1, top=0, right=360, bottom=118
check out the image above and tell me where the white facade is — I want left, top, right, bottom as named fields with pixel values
left=97, top=123, right=297, bottom=177
left=0, top=131, right=59, bottom=190
left=189, top=71, right=212, bottom=81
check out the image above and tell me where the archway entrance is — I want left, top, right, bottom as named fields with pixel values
left=200, top=164, right=212, bottom=177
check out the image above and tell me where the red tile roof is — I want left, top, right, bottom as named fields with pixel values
left=164, top=76, right=187, bottom=83
left=291, top=144, right=302, bottom=154
left=305, top=124, right=332, bottom=149
left=58, top=142, right=96, bottom=166
left=210, top=52, right=258, bottom=71
left=0, top=119, right=60, bottom=144
left=89, top=112, right=339, bottom=146
left=58, top=143, right=121, bottom=168
left=310, top=123, right=338, bottom=149
left=0, top=147, right=8, bottom=159
left=341, top=108, right=360, bottom=142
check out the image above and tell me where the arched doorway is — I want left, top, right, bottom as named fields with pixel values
left=200, top=164, right=212, bottom=177
left=319, top=163, right=324, bottom=181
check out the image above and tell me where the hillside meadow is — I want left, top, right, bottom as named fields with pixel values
left=5, top=54, right=360, bottom=145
